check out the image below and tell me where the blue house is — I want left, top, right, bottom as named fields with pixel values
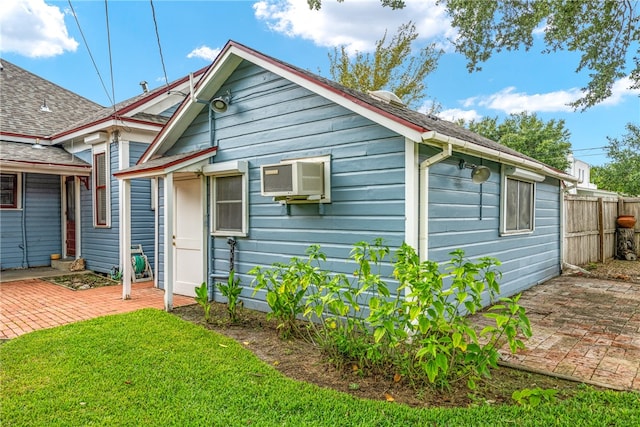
left=115, top=41, right=577, bottom=310
left=0, top=59, right=204, bottom=282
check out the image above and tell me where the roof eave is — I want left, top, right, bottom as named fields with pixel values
left=421, top=130, right=578, bottom=183
left=0, top=160, right=92, bottom=176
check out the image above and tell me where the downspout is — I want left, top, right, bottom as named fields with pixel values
left=21, top=173, right=28, bottom=268
left=418, top=142, right=452, bottom=262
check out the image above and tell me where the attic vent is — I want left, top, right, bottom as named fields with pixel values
left=368, top=90, right=405, bottom=107
left=40, top=98, right=51, bottom=112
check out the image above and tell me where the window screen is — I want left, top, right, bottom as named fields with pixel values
left=94, top=152, right=107, bottom=225
left=0, top=174, right=18, bottom=208
left=215, top=175, right=243, bottom=232
left=505, top=177, right=533, bottom=232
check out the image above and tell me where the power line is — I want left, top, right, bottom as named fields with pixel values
left=149, top=0, right=170, bottom=88
left=572, top=146, right=608, bottom=152
left=104, top=0, right=117, bottom=115
left=67, top=0, right=113, bottom=106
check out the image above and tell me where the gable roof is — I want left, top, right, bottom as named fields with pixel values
left=52, top=66, right=208, bottom=142
left=139, top=40, right=576, bottom=182
left=0, top=59, right=104, bottom=139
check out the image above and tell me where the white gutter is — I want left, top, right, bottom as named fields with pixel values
left=421, top=131, right=578, bottom=183
left=418, top=142, right=452, bottom=262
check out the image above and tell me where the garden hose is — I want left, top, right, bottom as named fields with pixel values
left=132, top=255, right=146, bottom=274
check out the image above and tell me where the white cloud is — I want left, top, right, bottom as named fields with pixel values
left=0, top=0, right=77, bottom=58
left=438, top=108, right=482, bottom=123
left=186, top=45, right=221, bottom=62
left=253, top=0, right=455, bottom=54
left=461, top=76, right=639, bottom=115
left=598, top=76, right=640, bottom=106
left=466, top=86, right=583, bottom=114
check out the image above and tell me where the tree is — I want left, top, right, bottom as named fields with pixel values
left=309, top=0, right=640, bottom=110
left=308, top=0, right=406, bottom=10
left=328, top=22, right=442, bottom=108
left=591, top=123, right=640, bottom=196
left=466, top=112, right=573, bottom=171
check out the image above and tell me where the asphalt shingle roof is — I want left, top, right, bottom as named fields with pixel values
left=0, top=59, right=104, bottom=138
left=0, top=140, right=90, bottom=168
left=276, top=56, right=545, bottom=167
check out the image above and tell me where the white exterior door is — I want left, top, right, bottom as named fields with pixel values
left=173, top=177, right=204, bottom=297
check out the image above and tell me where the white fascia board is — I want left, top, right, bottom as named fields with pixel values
left=421, top=130, right=578, bottom=183
left=140, top=54, right=244, bottom=164
left=0, top=160, right=91, bottom=176
left=0, top=134, right=53, bottom=144
left=117, top=152, right=216, bottom=180
left=140, top=106, right=205, bottom=163
left=52, top=119, right=162, bottom=146
left=126, top=81, right=192, bottom=116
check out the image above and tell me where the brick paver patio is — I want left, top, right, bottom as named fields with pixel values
left=0, top=278, right=194, bottom=339
left=473, top=275, right=640, bottom=391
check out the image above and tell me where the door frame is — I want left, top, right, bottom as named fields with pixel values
left=61, top=175, right=81, bottom=259
left=171, top=174, right=206, bottom=297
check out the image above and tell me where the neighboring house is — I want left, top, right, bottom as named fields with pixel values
left=0, top=58, right=205, bottom=279
left=566, top=154, right=618, bottom=197
left=115, top=40, right=577, bottom=311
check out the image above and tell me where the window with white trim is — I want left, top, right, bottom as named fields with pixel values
left=93, top=144, right=110, bottom=227
left=0, top=173, right=20, bottom=209
left=504, top=177, right=533, bottom=232
left=205, top=160, right=248, bottom=236
left=500, top=166, right=544, bottom=235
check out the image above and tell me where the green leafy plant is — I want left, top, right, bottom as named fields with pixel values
left=250, top=245, right=329, bottom=338
left=304, top=240, right=531, bottom=389
left=194, top=282, right=212, bottom=323
left=250, top=239, right=531, bottom=390
left=217, top=270, right=243, bottom=323
left=303, top=239, right=391, bottom=371
left=512, top=388, right=559, bottom=408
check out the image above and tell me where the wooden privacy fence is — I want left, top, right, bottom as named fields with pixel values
left=564, top=195, right=640, bottom=266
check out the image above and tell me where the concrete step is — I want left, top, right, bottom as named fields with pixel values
left=51, top=258, right=85, bottom=272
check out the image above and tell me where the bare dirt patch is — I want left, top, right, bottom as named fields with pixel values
left=45, top=273, right=119, bottom=291
left=576, top=259, right=640, bottom=283
left=173, top=302, right=598, bottom=408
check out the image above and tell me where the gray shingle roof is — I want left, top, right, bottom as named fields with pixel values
left=0, top=59, right=104, bottom=137
left=276, top=56, right=546, bottom=167
left=0, top=140, right=90, bottom=168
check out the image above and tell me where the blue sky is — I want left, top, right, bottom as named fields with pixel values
left=1, top=0, right=638, bottom=166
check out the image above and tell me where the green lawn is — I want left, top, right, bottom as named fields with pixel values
left=1, top=309, right=638, bottom=426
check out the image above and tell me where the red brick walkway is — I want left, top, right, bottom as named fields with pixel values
left=473, top=276, right=640, bottom=391
left=0, top=278, right=194, bottom=339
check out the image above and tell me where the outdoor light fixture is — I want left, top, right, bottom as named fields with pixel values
left=32, top=138, right=44, bottom=149
left=459, top=159, right=491, bottom=184
left=210, top=90, right=231, bottom=113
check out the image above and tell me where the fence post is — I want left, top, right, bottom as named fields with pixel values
left=598, top=197, right=604, bottom=262
left=618, top=197, right=625, bottom=215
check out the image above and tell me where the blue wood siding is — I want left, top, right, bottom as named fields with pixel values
left=424, top=146, right=561, bottom=299
left=129, top=142, right=155, bottom=271
left=24, top=174, right=62, bottom=267
left=0, top=173, right=61, bottom=269
left=0, top=207, right=23, bottom=269
left=80, top=143, right=119, bottom=274
left=165, top=61, right=406, bottom=310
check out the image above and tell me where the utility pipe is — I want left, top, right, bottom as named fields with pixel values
left=418, top=142, right=452, bottom=262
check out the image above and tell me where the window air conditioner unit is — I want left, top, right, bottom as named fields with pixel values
left=261, top=161, right=324, bottom=198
